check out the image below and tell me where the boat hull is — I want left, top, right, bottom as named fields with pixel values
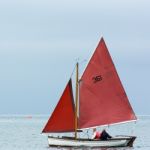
left=48, top=136, right=136, bottom=148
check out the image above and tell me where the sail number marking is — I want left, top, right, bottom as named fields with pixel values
left=92, top=75, right=102, bottom=83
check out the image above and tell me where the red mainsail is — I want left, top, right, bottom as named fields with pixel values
left=79, top=38, right=137, bottom=129
left=42, top=79, right=75, bottom=133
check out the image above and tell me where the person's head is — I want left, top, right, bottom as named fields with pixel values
left=102, top=129, right=106, bottom=133
left=93, top=128, right=96, bottom=132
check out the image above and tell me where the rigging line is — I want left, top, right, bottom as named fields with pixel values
left=70, top=63, right=76, bottom=78
left=70, top=58, right=80, bottom=78
left=70, top=59, right=87, bottom=79
left=131, top=120, right=137, bottom=135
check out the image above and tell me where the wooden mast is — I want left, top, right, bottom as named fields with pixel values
left=75, top=62, right=79, bottom=139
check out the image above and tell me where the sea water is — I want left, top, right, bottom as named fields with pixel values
left=0, top=115, right=150, bottom=150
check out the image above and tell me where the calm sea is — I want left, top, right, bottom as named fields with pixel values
left=0, top=115, right=149, bottom=150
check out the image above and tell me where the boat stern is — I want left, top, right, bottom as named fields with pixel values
left=127, top=136, right=136, bottom=147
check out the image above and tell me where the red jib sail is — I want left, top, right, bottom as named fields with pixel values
left=42, top=79, right=75, bottom=133
left=79, top=38, right=137, bottom=129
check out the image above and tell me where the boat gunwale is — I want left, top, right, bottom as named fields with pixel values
left=48, top=135, right=136, bottom=141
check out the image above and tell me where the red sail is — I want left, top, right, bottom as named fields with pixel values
left=79, top=38, right=137, bottom=129
left=42, top=79, right=75, bottom=133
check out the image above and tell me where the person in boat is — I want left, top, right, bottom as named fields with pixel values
left=92, top=128, right=112, bottom=140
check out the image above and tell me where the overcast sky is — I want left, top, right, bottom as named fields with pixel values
left=0, top=0, right=150, bottom=115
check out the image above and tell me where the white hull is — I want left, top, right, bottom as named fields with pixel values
left=48, top=136, right=136, bottom=148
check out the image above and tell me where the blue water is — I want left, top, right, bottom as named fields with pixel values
left=0, top=115, right=150, bottom=150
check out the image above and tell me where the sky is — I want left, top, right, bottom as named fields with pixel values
left=0, top=0, right=150, bottom=115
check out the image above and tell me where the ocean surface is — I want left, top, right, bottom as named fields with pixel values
left=0, top=115, right=150, bottom=150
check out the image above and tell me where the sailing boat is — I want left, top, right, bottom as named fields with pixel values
left=42, top=38, right=137, bottom=148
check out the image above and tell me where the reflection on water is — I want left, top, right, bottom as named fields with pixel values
left=0, top=115, right=150, bottom=150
